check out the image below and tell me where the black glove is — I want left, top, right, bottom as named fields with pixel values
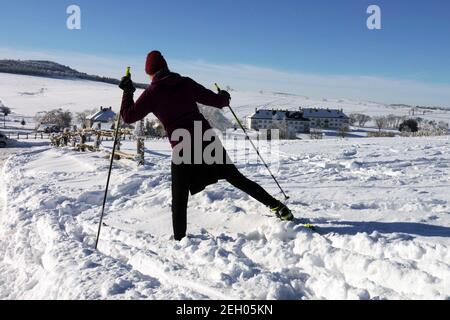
left=218, top=90, right=231, bottom=101
left=119, top=76, right=136, bottom=93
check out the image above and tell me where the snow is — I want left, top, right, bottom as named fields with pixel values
left=1, top=73, right=450, bottom=299
left=0, top=73, right=125, bottom=116
left=2, top=73, right=450, bottom=127
left=1, top=136, right=449, bottom=300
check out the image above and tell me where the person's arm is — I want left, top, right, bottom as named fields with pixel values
left=190, top=79, right=230, bottom=108
left=120, top=89, right=153, bottom=124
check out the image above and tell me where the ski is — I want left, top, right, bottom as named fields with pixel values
left=302, top=223, right=317, bottom=231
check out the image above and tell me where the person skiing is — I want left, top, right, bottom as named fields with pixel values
left=119, top=50, right=293, bottom=241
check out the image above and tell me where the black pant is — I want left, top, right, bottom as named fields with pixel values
left=171, top=163, right=279, bottom=240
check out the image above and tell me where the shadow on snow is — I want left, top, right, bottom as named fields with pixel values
left=318, top=220, right=450, bottom=238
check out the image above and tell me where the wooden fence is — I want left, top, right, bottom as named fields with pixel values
left=50, top=129, right=145, bottom=165
left=5, top=132, right=52, bottom=140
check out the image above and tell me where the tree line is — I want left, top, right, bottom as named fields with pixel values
left=0, top=60, right=148, bottom=89
left=349, top=112, right=448, bottom=134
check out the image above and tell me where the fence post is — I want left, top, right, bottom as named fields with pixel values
left=137, top=137, right=145, bottom=165
left=80, top=134, right=86, bottom=152
left=94, top=133, right=101, bottom=149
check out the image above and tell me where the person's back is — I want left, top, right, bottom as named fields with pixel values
left=146, top=72, right=205, bottom=136
left=121, top=57, right=228, bottom=148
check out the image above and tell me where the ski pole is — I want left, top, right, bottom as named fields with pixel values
left=215, top=83, right=289, bottom=200
left=95, top=67, right=130, bottom=250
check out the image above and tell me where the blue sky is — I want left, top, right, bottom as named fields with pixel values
left=0, top=0, right=449, bottom=105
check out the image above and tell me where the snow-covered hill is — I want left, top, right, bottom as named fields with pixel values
left=2, top=73, right=450, bottom=126
left=1, top=137, right=449, bottom=299
left=0, top=73, right=124, bottom=116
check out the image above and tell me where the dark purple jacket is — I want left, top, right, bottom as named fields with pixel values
left=121, top=71, right=229, bottom=147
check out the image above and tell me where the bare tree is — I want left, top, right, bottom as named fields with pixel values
left=350, top=113, right=371, bottom=127
left=76, top=111, right=89, bottom=127
left=357, top=114, right=371, bottom=127
left=310, top=128, right=323, bottom=140
left=0, top=101, right=11, bottom=128
left=384, top=114, right=404, bottom=129
left=271, top=120, right=296, bottom=140
left=374, top=116, right=387, bottom=132
left=338, top=123, right=350, bottom=138
left=349, top=113, right=358, bottom=126
left=386, top=114, right=397, bottom=128
left=76, top=108, right=98, bottom=128
left=393, top=116, right=405, bottom=129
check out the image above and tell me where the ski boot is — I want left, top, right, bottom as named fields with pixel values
left=271, top=202, right=294, bottom=221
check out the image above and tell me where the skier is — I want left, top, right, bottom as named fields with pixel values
left=119, top=51, right=293, bottom=241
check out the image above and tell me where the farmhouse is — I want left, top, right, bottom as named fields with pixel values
left=247, top=109, right=310, bottom=133
left=88, top=107, right=116, bottom=129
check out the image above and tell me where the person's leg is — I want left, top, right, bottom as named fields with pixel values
left=171, top=162, right=190, bottom=240
left=222, top=164, right=294, bottom=220
left=221, top=164, right=279, bottom=208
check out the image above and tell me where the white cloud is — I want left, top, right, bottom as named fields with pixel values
left=1, top=47, right=449, bottom=107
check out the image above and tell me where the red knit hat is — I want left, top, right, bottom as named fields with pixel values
left=145, top=51, right=168, bottom=75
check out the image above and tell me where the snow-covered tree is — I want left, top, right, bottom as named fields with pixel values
left=153, top=120, right=166, bottom=137
left=349, top=113, right=372, bottom=127
left=438, top=121, right=449, bottom=131
left=310, top=128, right=323, bottom=140
left=374, top=116, right=387, bottom=132
left=37, top=109, right=72, bottom=129
left=76, top=109, right=97, bottom=127
left=198, top=104, right=233, bottom=132
left=270, top=119, right=296, bottom=140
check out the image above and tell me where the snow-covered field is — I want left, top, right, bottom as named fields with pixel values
left=1, top=136, right=449, bottom=300
left=1, top=73, right=449, bottom=300
left=2, top=73, right=450, bottom=125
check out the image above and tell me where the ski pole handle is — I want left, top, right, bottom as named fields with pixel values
left=214, top=83, right=221, bottom=93
left=126, top=66, right=131, bottom=78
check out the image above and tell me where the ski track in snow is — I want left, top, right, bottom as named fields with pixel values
left=1, top=137, right=450, bottom=299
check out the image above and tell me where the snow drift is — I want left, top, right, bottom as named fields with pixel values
left=1, top=136, right=449, bottom=299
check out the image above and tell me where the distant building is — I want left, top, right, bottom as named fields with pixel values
left=247, top=109, right=310, bottom=133
left=247, top=107, right=350, bottom=133
left=302, top=108, right=350, bottom=129
left=88, top=107, right=116, bottom=128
